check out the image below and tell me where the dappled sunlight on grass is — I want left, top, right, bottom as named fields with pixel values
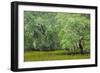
left=24, top=50, right=90, bottom=62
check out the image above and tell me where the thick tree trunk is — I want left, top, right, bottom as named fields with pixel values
left=79, top=36, right=84, bottom=54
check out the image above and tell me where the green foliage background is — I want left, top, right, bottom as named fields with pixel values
left=24, top=11, right=90, bottom=53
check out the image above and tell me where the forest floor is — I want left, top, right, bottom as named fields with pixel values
left=24, top=50, right=90, bottom=62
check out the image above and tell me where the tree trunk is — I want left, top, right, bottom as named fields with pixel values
left=79, top=36, right=84, bottom=54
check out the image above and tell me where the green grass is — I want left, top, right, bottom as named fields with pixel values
left=24, top=50, right=90, bottom=62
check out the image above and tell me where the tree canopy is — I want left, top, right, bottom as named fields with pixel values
left=24, top=11, right=90, bottom=54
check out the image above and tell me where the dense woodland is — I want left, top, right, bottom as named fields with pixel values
left=24, top=11, right=90, bottom=54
